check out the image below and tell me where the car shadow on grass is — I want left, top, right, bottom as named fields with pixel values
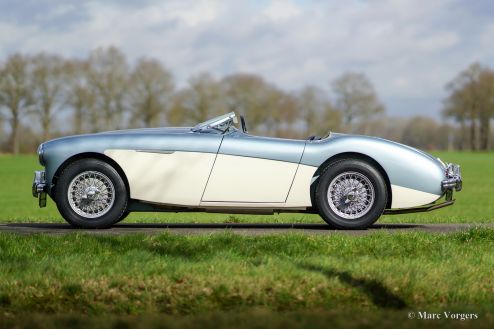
left=299, top=263, right=408, bottom=309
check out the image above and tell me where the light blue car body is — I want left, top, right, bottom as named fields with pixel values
left=39, top=118, right=448, bottom=211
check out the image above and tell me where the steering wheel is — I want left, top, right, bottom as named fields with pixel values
left=240, top=115, right=248, bottom=133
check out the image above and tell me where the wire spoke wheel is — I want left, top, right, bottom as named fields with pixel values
left=67, top=171, right=115, bottom=218
left=327, top=171, right=375, bottom=220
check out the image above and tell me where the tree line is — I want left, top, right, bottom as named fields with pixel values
left=443, top=63, right=494, bottom=151
left=0, top=46, right=493, bottom=154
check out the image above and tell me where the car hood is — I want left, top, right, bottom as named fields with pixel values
left=43, top=127, right=193, bottom=144
left=97, top=127, right=192, bottom=135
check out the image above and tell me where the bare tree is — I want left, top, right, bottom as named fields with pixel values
left=297, top=85, right=338, bottom=136
left=220, top=73, right=297, bottom=136
left=401, top=116, right=441, bottom=149
left=444, top=63, right=481, bottom=150
left=443, top=63, right=494, bottom=150
left=88, top=46, right=129, bottom=130
left=168, top=73, right=224, bottom=125
left=332, top=72, right=385, bottom=134
left=221, top=74, right=267, bottom=120
left=0, top=54, right=33, bottom=154
left=268, top=91, right=299, bottom=137
left=129, top=58, right=174, bottom=127
left=298, top=86, right=321, bottom=135
left=477, top=70, right=494, bottom=150
left=0, top=114, right=4, bottom=147
left=321, top=103, right=342, bottom=135
left=31, top=53, right=65, bottom=140
left=365, top=116, right=408, bottom=142
left=64, top=59, right=96, bottom=134
left=5, top=48, right=493, bottom=153
left=443, top=88, right=468, bottom=150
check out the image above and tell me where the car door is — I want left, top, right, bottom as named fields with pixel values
left=104, top=132, right=223, bottom=206
left=202, top=132, right=306, bottom=203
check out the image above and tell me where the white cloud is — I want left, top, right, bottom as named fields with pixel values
left=263, top=1, right=301, bottom=21
left=0, top=0, right=493, bottom=117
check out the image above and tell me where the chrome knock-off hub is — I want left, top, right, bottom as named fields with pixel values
left=327, top=171, right=375, bottom=219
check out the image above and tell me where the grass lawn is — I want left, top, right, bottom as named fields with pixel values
left=0, top=229, right=493, bottom=328
left=0, top=152, right=493, bottom=328
left=0, top=152, right=493, bottom=224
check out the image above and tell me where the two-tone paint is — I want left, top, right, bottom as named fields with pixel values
left=38, top=123, right=450, bottom=213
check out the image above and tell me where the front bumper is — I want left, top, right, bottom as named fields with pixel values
left=32, top=170, right=47, bottom=208
left=441, top=163, right=462, bottom=201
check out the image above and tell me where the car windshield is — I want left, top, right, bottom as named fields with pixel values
left=192, top=112, right=238, bottom=132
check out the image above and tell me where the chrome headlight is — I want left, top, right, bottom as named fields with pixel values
left=445, top=163, right=460, bottom=178
left=442, top=163, right=462, bottom=193
left=37, top=144, right=45, bottom=166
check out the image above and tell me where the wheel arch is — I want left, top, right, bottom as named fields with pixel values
left=310, top=152, right=392, bottom=209
left=51, top=152, right=130, bottom=198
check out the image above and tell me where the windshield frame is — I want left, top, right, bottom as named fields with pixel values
left=191, top=112, right=238, bottom=133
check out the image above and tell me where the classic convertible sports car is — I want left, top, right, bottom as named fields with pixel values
left=32, top=112, right=462, bottom=229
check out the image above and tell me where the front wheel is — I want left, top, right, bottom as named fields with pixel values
left=55, top=158, right=128, bottom=228
left=315, top=159, right=387, bottom=229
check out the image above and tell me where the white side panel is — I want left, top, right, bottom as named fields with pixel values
left=391, top=184, right=441, bottom=208
left=285, top=164, right=317, bottom=207
left=202, top=154, right=298, bottom=202
left=104, top=149, right=216, bottom=206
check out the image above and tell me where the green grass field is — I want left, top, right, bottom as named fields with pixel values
left=0, top=152, right=493, bottom=328
left=1, top=229, right=493, bottom=328
left=0, top=152, right=493, bottom=224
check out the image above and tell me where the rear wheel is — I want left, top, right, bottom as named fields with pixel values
left=55, top=158, right=128, bottom=228
left=315, top=159, right=387, bottom=229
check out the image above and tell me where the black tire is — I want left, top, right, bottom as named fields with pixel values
left=55, top=158, right=128, bottom=229
left=315, top=159, right=387, bottom=229
left=115, top=211, right=130, bottom=224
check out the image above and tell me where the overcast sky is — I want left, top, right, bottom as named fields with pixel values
left=1, top=0, right=493, bottom=118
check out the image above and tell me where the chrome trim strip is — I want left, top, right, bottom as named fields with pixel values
left=136, top=150, right=175, bottom=154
